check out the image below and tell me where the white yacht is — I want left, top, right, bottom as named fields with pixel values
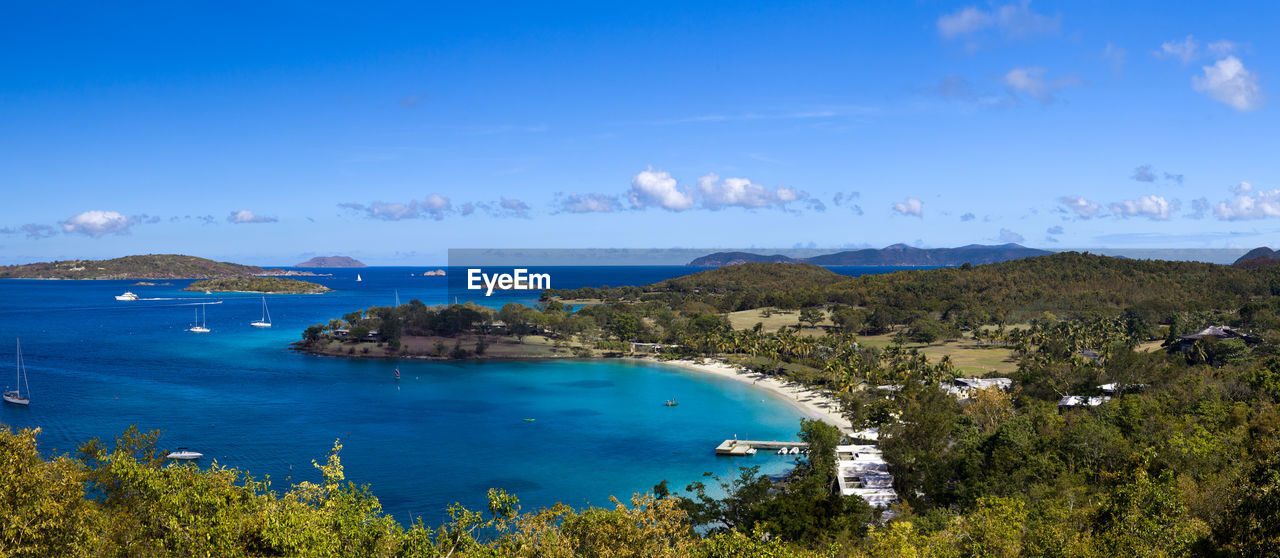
left=166, top=448, right=203, bottom=460
left=115, top=291, right=139, bottom=301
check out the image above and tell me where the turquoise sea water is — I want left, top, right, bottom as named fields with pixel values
left=0, top=266, right=906, bottom=523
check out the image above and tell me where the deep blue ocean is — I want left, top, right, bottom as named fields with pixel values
left=0, top=265, right=909, bottom=523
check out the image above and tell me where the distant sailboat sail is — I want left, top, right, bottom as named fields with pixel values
left=251, top=296, right=272, bottom=328
left=4, top=338, right=31, bottom=405
left=356, top=274, right=362, bottom=282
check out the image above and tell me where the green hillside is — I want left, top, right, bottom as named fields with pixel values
left=0, top=254, right=261, bottom=280
left=184, top=277, right=331, bottom=294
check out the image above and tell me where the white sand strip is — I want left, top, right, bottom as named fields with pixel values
left=635, top=357, right=853, bottom=435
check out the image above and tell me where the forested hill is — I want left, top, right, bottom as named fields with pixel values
left=0, top=254, right=261, bottom=280
left=686, top=252, right=801, bottom=266
left=805, top=242, right=1052, bottom=266
left=687, top=243, right=1052, bottom=267
left=551, top=252, right=1280, bottom=320
left=295, top=255, right=366, bottom=267
left=1232, top=246, right=1280, bottom=269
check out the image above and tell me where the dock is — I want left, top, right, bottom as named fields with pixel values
left=715, top=439, right=808, bottom=456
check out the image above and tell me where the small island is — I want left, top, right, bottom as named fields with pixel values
left=185, top=277, right=331, bottom=294
left=296, top=256, right=365, bottom=268
left=0, top=254, right=261, bottom=280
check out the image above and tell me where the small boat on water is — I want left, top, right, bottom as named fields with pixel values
left=356, top=273, right=362, bottom=282
left=664, top=399, right=679, bottom=407
left=188, top=305, right=210, bottom=333
left=523, top=418, right=535, bottom=422
left=166, top=448, right=203, bottom=460
left=777, top=448, right=787, bottom=455
left=3, top=339, right=31, bottom=406
left=250, top=296, right=271, bottom=328
left=115, top=291, right=139, bottom=301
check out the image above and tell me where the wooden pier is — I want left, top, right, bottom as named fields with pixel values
left=715, top=439, right=809, bottom=456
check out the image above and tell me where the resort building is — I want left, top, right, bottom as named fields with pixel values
left=835, top=444, right=898, bottom=515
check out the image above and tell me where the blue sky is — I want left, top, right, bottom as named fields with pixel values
left=2, top=1, right=1279, bottom=265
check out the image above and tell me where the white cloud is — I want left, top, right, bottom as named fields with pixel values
left=1131, top=165, right=1156, bottom=182
left=227, top=210, right=277, bottom=224
left=1207, top=40, right=1239, bottom=57
left=341, top=194, right=453, bottom=221
left=61, top=210, right=131, bottom=237
left=1188, top=197, right=1209, bottom=219
left=1047, top=225, right=1064, bottom=235
left=627, top=168, right=694, bottom=211
left=938, top=6, right=991, bottom=38
left=1110, top=195, right=1176, bottom=220
left=1214, top=182, right=1280, bottom=220
left=1157, top=35, right=1200, bottom=64
left=695, top=173, right=804, bottom=210
left=937, top=1, right=1060, bottom=43
left=1002, top=66, right=1081, bottom=103
left=1192, top=56, right=1263, bottom=111
left=1103, top=42, right=1127, bottom=75
left=555, top=193, right=619, bottom=214
left=892, top=198, right=923, bottom=217
left=998, top=228, right=1025, bottom=243
left=0, top=223, right=57, bottom=239
left=1058, top=196, right=1101, bottom=218
left=497, top=197, right=530, bottom=218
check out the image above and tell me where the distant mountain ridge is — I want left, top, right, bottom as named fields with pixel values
left=296, top=256, right=366, bottom=267
left=688, top=243, right=1053, bottom=267
left=0, top=254, right=260, bottom=280
left=1232, top=247, right=1280, bottom=269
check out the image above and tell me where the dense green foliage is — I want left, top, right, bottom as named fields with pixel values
left=550, top=252, right=1280, bottom=322
left=0, top=254, right=261, bottom=280
left=185, top=277, right=332, bottom=294
left=0, top=423, right=840, bottom=557
left=17, top=253, right=1280, bottom=555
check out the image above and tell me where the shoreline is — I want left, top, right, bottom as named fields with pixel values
left=633, top=357, right=854, bottom=435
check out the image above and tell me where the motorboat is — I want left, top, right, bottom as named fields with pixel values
left=166, top=448, right=203, bottom=460
left=115, top=291, right=139, bottom=301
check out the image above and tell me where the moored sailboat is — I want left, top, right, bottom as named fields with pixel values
left=250, top=296, right=272, bottom=327
left=3, top=339, right=31, bottom=406
left=188, top=305, right=210, bottom=333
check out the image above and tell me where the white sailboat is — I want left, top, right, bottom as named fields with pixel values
left=250, top=296, right=272, bottom=328
left=188, top=305, right=210, bottom=333
left=356, top=273, right=363, bottom=282
left=4, top=338, right=30, bottom=406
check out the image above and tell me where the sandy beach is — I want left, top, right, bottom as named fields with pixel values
left=636, top=357, right=854, bottom=435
